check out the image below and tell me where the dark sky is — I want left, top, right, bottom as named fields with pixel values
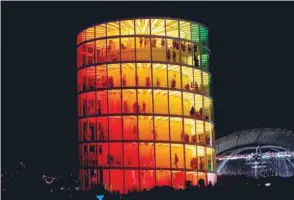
left=2, top=2, right=294, bottom=175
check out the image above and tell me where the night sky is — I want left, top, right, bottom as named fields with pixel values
left=2, top=2, right=294, bottom=175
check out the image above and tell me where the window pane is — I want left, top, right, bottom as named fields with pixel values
left=108, top=64, right=121, bottom=87
left=95, top=65, right=107, bottom=89
left=78, top=68, right=87, bottom=92
left=108, top=90, right=121, bottom=114
left=87, top=67, right=96, bottom=91
left=202, top=72, right=210, bottom=96
left=191, top=23, right=200, bottom=43
left=206, top=147, right=215, bottom=172
left=109, top=116, right=122, bottom=140
left=153, top=90, right=168, bottom=114
left=125, top=170, right=139, bottom=193
left=109, top=143, right=123, bottom=167
left=110, top=170, right=123, bottom=193
left=195, top=95, right=203, bottom=119
left=167, top=39, right=180, bottom=64
left=182, top=66, right=193, bottom=91
left=124, top=143, right=138, bottom=167
left=204, top=97, right=212, bottom=121
left=87, top=91, right=96, bottom=116
left=166, top=20, right=179, bottom=37
left=185, top=144, right=196, bottom=170
left=153, top=64, right=167, bottom=88
left=198, top=172, right=207, bottom=186
left=181, top=41, right=193, bottom=66
left=168, top=65, right=181, bottom=89
left=198, top=146, right=206, bottom=170
left=98, top=143, right=108, bottom=167
left=170, top=117, right=182, bottom=142
left=196, top=120, right=204, bottom=145
left=186, top=172, right=198, bottom=186
left=138, top=89, right=152, bottom=114
left=121, top=20, right=134, bottom=35
left=96, top=90, right=107, bottom=114
left=140, top=170, right=155, bottom=191
left=107, top=21, right=119, bottom=36
left=95, top=24, right=106, bottom=38
left=139, top=143, right=155, bottom=168
left=78, top=93, right=87, bottom=117
left=183, top=92, right=194, bottom=117
left=107, top=38, right=120, bottom=62
left=184, top=118, right=196, bottom=143
left=122, top=63, right=136, bottom=87
left=156, top=170, right=171, bottom=186
left=139, top=116, right=154, bottom=141
left=151, top=37, right=166, bottom=62
left=154, top=117, right=169, bottom=141
left=171, top=144, right=184, bottom=169
left=123, top=116, right=138, bottom=140
left=151, top=18, right=165, bottom=36
left=135, top=19, right=150, bottom=35
left=180, top=21, right=191, bottom=40
left=136, top=37, right=151, bottom=61
left=156, top=143, right=170, bottom=168
left=137, top=63, right=152, bottom=87
left=169, top=91, right=182, bottom=115
left=121, top=37, right=135, bottom=61
left=122, top=89, right=137, bottom=114
left=97, top=117, right=108, bottom=140
left=172, top=171, right=185, bottom=189
left=86, top=27, right=95, bottom=40
left=193, top=69, right=202, bottom=92
left=95, top=40, right=107, bottom=63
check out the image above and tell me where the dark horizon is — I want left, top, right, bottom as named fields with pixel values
left=2, top=1, right=294, bottom=175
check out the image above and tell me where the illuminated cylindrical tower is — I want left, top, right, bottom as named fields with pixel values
left=77, top=17, right=216, bottom=193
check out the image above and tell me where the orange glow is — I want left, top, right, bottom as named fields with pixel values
left=77, top=18, right=215, bottom=193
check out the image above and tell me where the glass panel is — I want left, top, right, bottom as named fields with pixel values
left=137, top=63, right=152, bottom=87
left=156, top=170, right=171, bottom=186
left=168, top=65, right=181, bottom=89
left=186, top=172, right=198, bottom=186
left=206, top=148, right=214, bottom=172
left=156, top=143, right=170, bottom=168
left=200, top=26, right=208, bottom=46
left=201, top=47, right=209, bottom=71
left=121, top=37, right=135, bottom=61
left=202, top=72, right=210, bottom=96
left=191, top=23, right=200, bottom=43
left=136, top=37, right=151, bottom=61
left=138, top=89, right=152, bottom=114
left=96, top=90, right=107, bottom=114
left=107, top=38, right=120, bottom=62
left=196, top=120, right=205, bottom=145
left=151, top=37, right=166, bottom=62
left=167, top=39, right=180, bottom=63
left=197, top=172, right=207, bottom=187
left=97, top=117, right=108, bottom=140
left=87, top=91, right=96, bottom=116
left=98, top=143, right=108, bottom=167
left=78, top=30, right=86, bottom=44
left=123, top=116, right=138, bottom=140
left=109, top=143, right=123, bottom=167
left=140, top=170, right=155, bottom=191
left=108, top=64, right=121, bottom=87
left=204, top=97, right=212, bottom=120
left=107, top=21, right=119, bottom=36
left=108, top=89, right=121, bottom=114
left=139, top=143, right=155, bottom=168
left=154, top=117, right=169, bottom=141
left=195, top=94, right=203, bottom=119
left=194, top=44, right=200, bottom=67
left=198, top=146, right=206, bottom=170
left=95, top=65, right=107, bottom=89
left=95, top=24, right=106, bottom=38
left=110, top=170, right=123, bottom=193
left=139, top=116, right=154, bottom=140
left=169, top=91, right=182, bottom=115
left=193, top=69, right=202, bottom=92
left=185, top=144, right=196, bottom=170
left=122, top=63, right=136, bottom=87
left=170, top=117, right=183, bottom=142
left=135, top=19, right=150, bottom=35
left=77, top=45, right=83, bottom=68
left=153, top=90, right=168, bottom=114
left=121, top=20, right=134, bottom=35
left=95, top=40, right=107, bottom=63
left=109, top=116, right=122, bottom=140
left=125, top=170, right=139, bottom=193
left=166, top=19, right=179, bottom=37
left=78, top=68, right=87, bottom=92
left=180, top=21, right=191, bottom=40
left=153, top=64, right=167, bottom=88
left=87, top=67, right=96, bottom=91
left=172, top=171, right=185, bottom=189
left=182, top=66, right=193, bottom=91
left=181, top=41, right=193, bottom=66
left=183, top=92, right=194, bottom=117
left=78, top=93, right=87, bottom=117
left=124, top=143, right=138, bottom=167
left=204, top=122, right=212, bottom=146
left=184, top=118, right=196, bottom=143
left=86, top=27, right=95, bottom=40
left=171, top=144, right=184, bottom=169
left=122, top=89, right=137, bottom=113
left=151, top=19, right=165, bottom=36
left=207, top=173, right=217, bottom=185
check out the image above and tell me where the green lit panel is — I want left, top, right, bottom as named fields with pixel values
left=200, top=26, right=208, bottom=46
left=201, top=47, right=209, bottom=71
left=191, top=23, right=200, bottom=42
